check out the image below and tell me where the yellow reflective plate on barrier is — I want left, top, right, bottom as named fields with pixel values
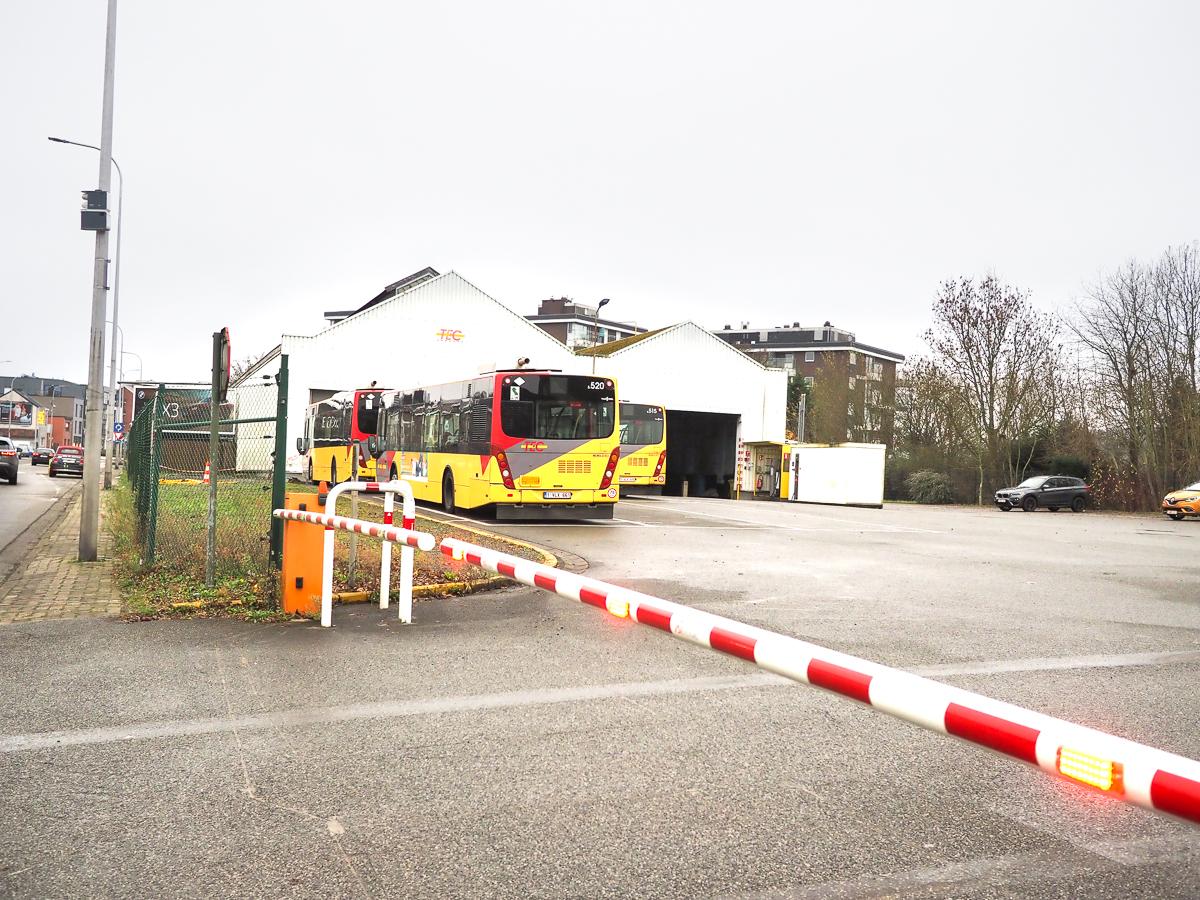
left=1057, top=746, right=1123, bottom=793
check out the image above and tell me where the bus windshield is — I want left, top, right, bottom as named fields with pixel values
left=355, top=390, right=382, bottom=437
left=500, top=375, right=615, bottom=440
left=619, top=403, right=664, bottom=445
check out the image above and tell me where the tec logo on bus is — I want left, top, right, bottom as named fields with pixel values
left=519, top=440, right=547, bottom=452
left=436, top=329, right=464, bottom=342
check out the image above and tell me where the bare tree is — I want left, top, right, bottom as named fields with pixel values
left=925, top=276, right=1062, bottom=502
left=1071, top=260, right=1157, bottom=500
left=230, top=355, right=263, bottom=381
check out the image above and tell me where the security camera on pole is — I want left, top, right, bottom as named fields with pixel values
left=78, top=0, right=119, bottom=562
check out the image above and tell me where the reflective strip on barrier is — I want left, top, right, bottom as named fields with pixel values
left=274, top=508, right=433, bottom=550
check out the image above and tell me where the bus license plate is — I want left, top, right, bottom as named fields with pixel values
left=619, top=476, right=637, bottom=484
left=543, top=491, right=572, bottom=500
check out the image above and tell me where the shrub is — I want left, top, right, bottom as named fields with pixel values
left=905, top=470, right=956, bottom=504
left=1045, top=454, right=1090, bottom=480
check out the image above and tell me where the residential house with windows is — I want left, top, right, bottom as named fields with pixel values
left=32, top=394, right=86, bottom=447
left=714, top=322, right=905, bottom=445
left=0, top=389, right=49, bottom=450
left=526, top=298, right=646, bottom=351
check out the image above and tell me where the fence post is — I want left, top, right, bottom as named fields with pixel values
left=348, top=456, right=359, bottom=588
left=269, top=354, right=289, bottom=570
left=145, top=385, right=166, bottom=566
left=205, top=333, right=222, bottom=587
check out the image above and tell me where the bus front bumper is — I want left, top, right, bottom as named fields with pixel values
left=496, top=489, right=617, bottom=521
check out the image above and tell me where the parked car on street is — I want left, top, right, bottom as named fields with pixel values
left=995, top=475, right=1090, bottom=512
left=1162, top=481, right=1200, bottom=521
left=31, top=447, right=54, bottom=466
left=48, top=445, right=84, bottom=478
left=0, top=437, right=19, bottom=484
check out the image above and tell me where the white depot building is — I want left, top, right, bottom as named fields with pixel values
left=232, top=268, right=786, bottom=497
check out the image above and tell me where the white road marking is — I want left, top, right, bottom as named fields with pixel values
left=915, top=648, right=1200, bottom=677
left=627, top=500, right=945, bottom=534
left=1, top=648, right=1196, bottom=754
left=0, top=673, right=775, bottom=753
left=418, top=501, right=941, bottom=534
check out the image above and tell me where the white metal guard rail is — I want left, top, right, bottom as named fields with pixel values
left=438, top=536, right=1200, bottom=827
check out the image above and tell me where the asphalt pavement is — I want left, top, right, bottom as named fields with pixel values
left=0, top=497, right=1198, bottom=898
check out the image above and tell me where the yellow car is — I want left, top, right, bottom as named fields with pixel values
left=1162, top=481, right=1200, bottom=520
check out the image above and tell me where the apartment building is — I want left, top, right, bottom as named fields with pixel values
left=715, top=322, right=905, bottom=445
left=526, top=298, right=646, bottom=351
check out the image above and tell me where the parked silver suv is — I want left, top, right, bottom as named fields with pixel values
left=995, top=475, right=1090, bottom=512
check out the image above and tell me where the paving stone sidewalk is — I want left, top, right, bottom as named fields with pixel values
left=0, top=493, right=121, bottom=624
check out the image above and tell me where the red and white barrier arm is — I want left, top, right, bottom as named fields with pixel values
left=439, top=536, right=1200, bottom=827
left=273, top=507, right=433, bottom=547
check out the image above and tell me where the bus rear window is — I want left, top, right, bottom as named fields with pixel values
left=500, top=375, right=615, bottom=440
left=619, top=404, right=664, bottom=445
left=355, top=391, right=381, bottom=436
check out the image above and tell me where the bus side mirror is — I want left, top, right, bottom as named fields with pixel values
left=367, top=435, right=381, bottom=459
left=296, top=437, right=309, bottom=455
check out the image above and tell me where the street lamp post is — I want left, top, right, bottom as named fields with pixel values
left=106, top=320, right=127, bottom=461
left=121, top=350, right=143, bottom=381
left=592, top=298, right=610, bottom=375
left=50, top=137, right=124, bottom=489
left=67, top=0, right=118, bottom=562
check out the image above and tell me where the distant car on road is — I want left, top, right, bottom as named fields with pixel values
left=31, top=447, right=54, bottom=466
left=0, top=437, right=19, bottom=484
left=1162, top=481, right=1200, bottom=521
left=48, top=445, right=84, bottom=479
left=995, top=475, right=1090, bottom=512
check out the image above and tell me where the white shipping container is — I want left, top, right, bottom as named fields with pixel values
left=787, top=443, right=886, bottom=508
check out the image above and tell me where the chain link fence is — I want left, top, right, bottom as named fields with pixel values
left=124, top=358, right=288, bottom=598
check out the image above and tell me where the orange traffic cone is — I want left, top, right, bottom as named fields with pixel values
left=202, top=460, right=211, bottom=485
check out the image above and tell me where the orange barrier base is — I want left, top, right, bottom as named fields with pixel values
left=281, top=491, right=324, bottom=617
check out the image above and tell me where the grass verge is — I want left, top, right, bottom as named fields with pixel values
left=107, top=477, right=552, bottom=621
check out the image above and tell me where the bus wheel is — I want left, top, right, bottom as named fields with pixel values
left=307, top=459, right=314, bottom=484
left=330, top=460, right=338, bottom=485
left=389, top=465, right=398, bottom=482
left=442, top=471, right=456, bottom=513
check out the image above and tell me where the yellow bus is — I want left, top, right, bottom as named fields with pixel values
left=616, top=401, right=667, bottom=495
left=299, top=387, right=385, bottom=484
left=373, top=370, right=621, bottom=519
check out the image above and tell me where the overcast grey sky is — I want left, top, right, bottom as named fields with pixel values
left=3, top=1, right=1198, bottom=384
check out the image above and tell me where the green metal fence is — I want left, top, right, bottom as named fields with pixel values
left=124, top=356, right=289, bottom=598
